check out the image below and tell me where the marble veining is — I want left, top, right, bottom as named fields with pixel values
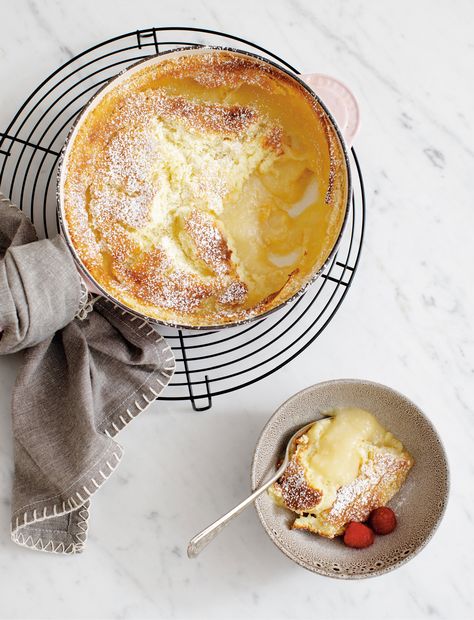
left=0, top=0, right=473, bottom=618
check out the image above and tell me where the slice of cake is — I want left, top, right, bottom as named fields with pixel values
left=269, top=408, right=413, bottom=538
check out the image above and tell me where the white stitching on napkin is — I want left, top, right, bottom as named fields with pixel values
left=11, top=474, right=105, bottom=554
left=75, top=290, right=101, bottom=321
left=0, top=194, right=17, bottom=208
left=9, top=299, right=175, bottom=555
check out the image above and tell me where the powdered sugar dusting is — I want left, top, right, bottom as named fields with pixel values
left=184, top=209, right=231, bottom=275
left=63, top=49, right=342, bottom=325
left=217, top=280, right=248, bottom=305
left=276, top=458, right=322, bottom=512
left=328, top=450, right=409, bottom=523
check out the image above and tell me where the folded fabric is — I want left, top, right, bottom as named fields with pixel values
left=0, top=192, right=175, bottom=554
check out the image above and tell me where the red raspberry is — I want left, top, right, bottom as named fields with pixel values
left=343, top=522, right=374, bottom=548
left=369, top=507, right=397, bottom=535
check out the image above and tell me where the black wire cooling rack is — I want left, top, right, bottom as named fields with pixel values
left=0, top=27, right=365, bottom=411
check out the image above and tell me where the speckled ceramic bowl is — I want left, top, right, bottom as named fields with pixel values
left=251, top=379, right=449, bottom=579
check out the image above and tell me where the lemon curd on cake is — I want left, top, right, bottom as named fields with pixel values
left=62, top=49, right=348, bottom=326
left=269, top=409, right=413, bottom=538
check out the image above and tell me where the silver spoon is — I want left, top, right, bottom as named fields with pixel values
left=187, top=417, right=326, bottom=558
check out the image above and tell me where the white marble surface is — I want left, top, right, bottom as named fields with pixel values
left=0, top=0, right=473, bottom=618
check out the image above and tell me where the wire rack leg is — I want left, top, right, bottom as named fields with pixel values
left=178, top=330, right=213, bottom=411
left=0, top=27, right=365, bottom=411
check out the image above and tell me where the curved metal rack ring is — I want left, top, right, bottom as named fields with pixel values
left=0, top=27, right=366, bottom=411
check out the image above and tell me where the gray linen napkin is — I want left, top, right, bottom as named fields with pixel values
left=0, top=193, right=175, bottom=554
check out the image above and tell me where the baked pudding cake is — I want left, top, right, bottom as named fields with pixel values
left=269, top=409, right=414, bottom=538
left=62, top=49, right=348, bottom=326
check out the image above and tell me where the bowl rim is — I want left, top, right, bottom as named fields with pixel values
left=251, top=378, right=450, bottom=579
left=57, top=44, right=353, bottom=330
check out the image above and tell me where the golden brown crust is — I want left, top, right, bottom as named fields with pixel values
left=277, top=459, right=323, bottom=512
left=152, top=50, right=293, bottom=91
left=262, top=126, right=284, bottom=155
left=182, top=209, right=232, bottom=275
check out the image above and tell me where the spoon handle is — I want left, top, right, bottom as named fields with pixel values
left=187, top=468, right=283, bottom=558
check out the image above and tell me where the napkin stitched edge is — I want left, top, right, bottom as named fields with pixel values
left=10, top=299, right=175, bottom=554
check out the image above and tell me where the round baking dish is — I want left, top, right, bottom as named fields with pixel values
left=57, top=46, right=352, bottom=329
